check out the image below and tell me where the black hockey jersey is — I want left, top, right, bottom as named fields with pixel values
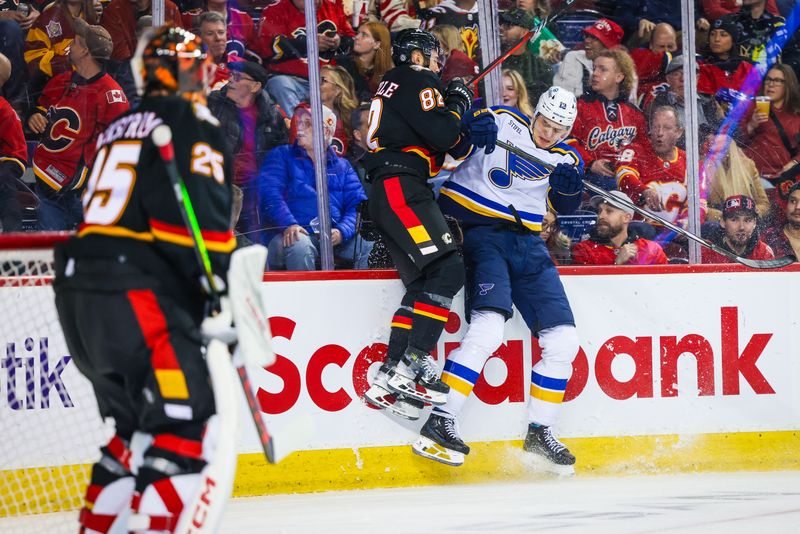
left=62, top=96, right=234, bottom=303
left=363, top=64, right=466, bottom=181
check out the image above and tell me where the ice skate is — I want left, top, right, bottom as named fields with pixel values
left=412, top=413, right=470, bottom=467
left=386, top=348, right=449, bottom=405
left=363, top=364, right=423, bottom=420
left=523, top=424, right=575, bottom=475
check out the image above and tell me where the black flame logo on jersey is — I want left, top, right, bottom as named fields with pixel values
left=41, top=106, right=81, bottom=153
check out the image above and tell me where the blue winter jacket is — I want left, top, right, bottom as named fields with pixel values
left=258, top=143, right=367, bottom=242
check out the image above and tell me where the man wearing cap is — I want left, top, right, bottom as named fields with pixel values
left=499, top=9, right=553, bottom=105
left=27, top=19, right=129, bottom=230
left=208, top=60, right=289, bottom=239
left=642, top=54, right=712, bottom=134
left=703, top=195, right=775, bottom=263
left=553, top=18, right=623, bottom=98
left=731, top=0, right=786, bottom=70
left=764, top=182, right=800, bottom=258
left=572, top=190, right=668, bottom=265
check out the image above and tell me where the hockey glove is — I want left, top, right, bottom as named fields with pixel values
left=444, top=78, right=473, bottom=119
left=549, top=163, right=583, bottom=196
left=461, top=108, right=498, bottom=154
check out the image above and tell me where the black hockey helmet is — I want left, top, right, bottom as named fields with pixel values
left=131, top=25, right=210, bottom=102
left=392, top=28, right=442, bottom=68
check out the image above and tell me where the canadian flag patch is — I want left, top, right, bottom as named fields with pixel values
left=106, top=89, right=127, bottom=104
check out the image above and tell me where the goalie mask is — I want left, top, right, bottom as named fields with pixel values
left=392, top=29, right=445, bottom=74
left=131, top=25, right=211, bottom=103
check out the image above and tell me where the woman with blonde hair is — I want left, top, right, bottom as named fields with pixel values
left=501, top=68, right=535, bottom=118
left=334, top=21, right=393, bottom=101
left=703, top=133, right=770, bottom=222
left=431, top=24, right=478, bottom=84
left=321, top=64, right=359, bottom=156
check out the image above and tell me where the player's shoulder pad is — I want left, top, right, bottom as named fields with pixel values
left=193, top=102, right=221, bottom=127
left=490, top=105, right=531, bottom=127
left=550, top=138, right=584, bottom=166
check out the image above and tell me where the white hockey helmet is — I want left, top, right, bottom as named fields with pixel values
left=535, top=86, right=578, bottom=131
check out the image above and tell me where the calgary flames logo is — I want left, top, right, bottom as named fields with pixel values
left=461, top=25, right=479, bottom=61
left=586, top=125, right=637, bottom=151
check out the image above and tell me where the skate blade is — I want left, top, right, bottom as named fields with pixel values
left=411, top=437, right=464, bottom=467
left=386, top=376, right=447, bottom=406
left=521, top=450, right=575, bottom=477
left=363, top=391, right=420, bottom=420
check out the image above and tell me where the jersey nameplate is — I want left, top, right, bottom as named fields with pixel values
left=96, top=112, right=163, bottom=148
left=375, top=81, right=399, bottom=98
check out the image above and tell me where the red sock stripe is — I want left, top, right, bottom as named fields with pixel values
left=152, top=433, right=204, bottom=460
left=126, top=290, right=181, bottom=372
left=414, top=301, right=449, bottom=320
left=131, top=492, right=142, bottom=512
left=79, top=508, right=116, bottom=533
left=391, top=315, right=413, bottom=327
left=106, top=435, right=132, bottom=471
left=384, top=177, right=423, bottom=229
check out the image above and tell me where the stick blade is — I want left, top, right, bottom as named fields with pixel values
left=267, top=413, right=316, bottom=464
left=736, top=254, right=795, bottom=270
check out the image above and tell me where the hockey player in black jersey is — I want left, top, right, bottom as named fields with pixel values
left=362, top=28, right=497, bottom=420
left=53, top=26, right=236, bottom=532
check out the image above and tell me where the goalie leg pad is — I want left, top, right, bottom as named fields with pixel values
left=79, top=434, right=135, bottom=534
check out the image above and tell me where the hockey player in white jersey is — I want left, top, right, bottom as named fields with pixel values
left=412, top=86, right=584, bottom=471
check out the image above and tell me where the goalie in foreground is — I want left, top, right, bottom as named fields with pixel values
left=53, top=26, right=268, bottom=533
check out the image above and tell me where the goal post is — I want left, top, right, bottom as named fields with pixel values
left=0, top=232, right=111, bottom=529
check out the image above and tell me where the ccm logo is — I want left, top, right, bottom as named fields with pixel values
left=187, top=476, right=217, bottom=532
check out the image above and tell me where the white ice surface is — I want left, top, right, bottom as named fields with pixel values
left=2, top=471, right=799, bottom=533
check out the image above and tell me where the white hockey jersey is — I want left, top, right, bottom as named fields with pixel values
left=439, top=107, right=583, bottom=232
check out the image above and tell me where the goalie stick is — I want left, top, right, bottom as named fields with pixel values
left=468, top=0, right=576, bottom=88
left=494, top=139, right=795, bottom=270
left=151, top=124, right=284, bottom=465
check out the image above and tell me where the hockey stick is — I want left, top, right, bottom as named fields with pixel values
left=494, top=139, right=795, bottom=269
left=468, top=0, right=576, bottom=88
left=151, top=124, right=280, bottom=463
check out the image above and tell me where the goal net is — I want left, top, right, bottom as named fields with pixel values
left=0, top=233, right=111, bottom=533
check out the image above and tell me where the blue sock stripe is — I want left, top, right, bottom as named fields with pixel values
left=443, top=359, right=481, bottom=384
left=531, top=371, right=568, bottom=391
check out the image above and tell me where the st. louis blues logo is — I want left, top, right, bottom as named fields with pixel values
left=478, top=283, right=495, bottom=296
left=489, top=146, right=550, bottom=189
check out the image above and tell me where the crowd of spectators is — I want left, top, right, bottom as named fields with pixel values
left=0, top=0, right=799, bottom=269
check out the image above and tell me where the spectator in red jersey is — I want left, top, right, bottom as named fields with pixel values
left=764, top=182, right=800, bottom=258
left=631, top=22, right=676, bottom=104
left=258, top=0, right=355, bottom=119
left=572, top=190, right=668, bottom=265
left=697, top=15, right=756, bottom=97
left=208, top=61, right=289, bottom=241
left=742, top=64, right=800, bottom=186
left=101, top=0, right=182, bottom=98
left=617, top=105, right=690, bottom=224
left=27, top=20, right=129, bottom=231
left=334, top=21, right=393, bottom=103
left=431, top=24, right=478, bottom=85
left=320, top=64, right=358, bottom=157
left=702, top=0, right=780, bottom=22
left=572, top=48, right=648, bottom=192
left=0, top=52, right=26, bottom=231
left=354, top=0, right=421, bottom=33
left=553, top=18, right=624, bottom=98
left=702, top=195, right=775, bottom=263
left=181, top=0, right=255, bottom=58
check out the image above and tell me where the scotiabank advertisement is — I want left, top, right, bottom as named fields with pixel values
left=2, top=268, right=800, bottom=468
